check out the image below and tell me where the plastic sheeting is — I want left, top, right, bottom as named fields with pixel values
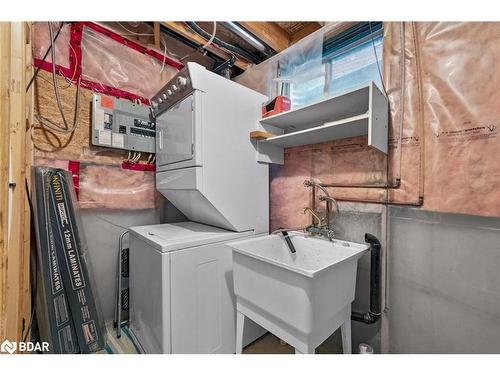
left=32, top=22, right=175, bottom=211
left=81, top=25, right=178, bottom=99
left=385, top=22, right=422, bottom=205
left=32, top=22, right=180, bottom=100
left=329, top=33, right=383, bottom=97
left=241, top=22, right=500, bottom=230
left=34, top=158, right=161, bottom=210
left=235, top=22, right=353, bottom=109
left=415, top=22, right=500, bottom=216
left=33, top=22, right=72, bottom=70
left=78, top=164, right=161, bottom=210
left=386, top=22, right=500, bottom=216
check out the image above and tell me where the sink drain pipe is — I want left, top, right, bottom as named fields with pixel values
left=351, top=233, right=381, bottom=325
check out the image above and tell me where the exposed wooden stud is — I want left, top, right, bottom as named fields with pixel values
left=289, top=22, right=322, bottom=44
left=239, top=22, right=290, bottom=52
left=0, top=22, right=12, bottom=343
left=6, top=22, right=28, bottom=344
left=22, top=22, right=33, bottom=343
left=160, top=22, right=252, bottom=70
left=153, top=22, right=161, bottom=50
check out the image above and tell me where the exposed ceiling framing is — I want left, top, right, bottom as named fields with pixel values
left=160, top=22, right=253, bottom=70
left=106, top=21, right=325, bottom=73
left=239, top=22, right=291, bottom=52
left=160, top=21, right=323, bottom=70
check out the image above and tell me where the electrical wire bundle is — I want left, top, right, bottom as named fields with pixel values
left=34, top=22, right=81, bottom=136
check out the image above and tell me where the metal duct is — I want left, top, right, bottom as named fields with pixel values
left=223, top=22, right=272, bottom=56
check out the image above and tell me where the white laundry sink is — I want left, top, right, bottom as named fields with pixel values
left=228, top=232, right=369, bottom=354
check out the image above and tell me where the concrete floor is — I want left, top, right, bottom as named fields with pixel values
left=243, top=330, right=344, bottom=354
left=110, top=323, right=346, bottom=354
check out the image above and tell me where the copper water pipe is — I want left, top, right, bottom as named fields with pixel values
left=411, top=21, right=426, bottom=204
left=316, top=24, right=406, bottom=192
left=315, top=22, right=426, bottom=205
left=319, top=180, right=401, bottom=189
left=334, top=196, right=423, bottom=207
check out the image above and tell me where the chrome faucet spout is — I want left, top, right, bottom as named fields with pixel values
left=303, top=180, right=340, bottom=238
left=319, top=195, right=340, bottom=221
left=302, top=207, right=323, bottom=227
left=303, top=179, right=331, bottom=198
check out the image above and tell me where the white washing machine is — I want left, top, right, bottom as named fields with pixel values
left=129, top=62, right=270, bottom=353
left=129, top=222, right=265, bottom=354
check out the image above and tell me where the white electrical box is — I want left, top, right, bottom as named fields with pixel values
left=91, top=94, right=156, bottom=153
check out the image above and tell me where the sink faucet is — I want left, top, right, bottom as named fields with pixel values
left=303, top=204, right=336, bottom=241
left=303, top=179, right=339, bottom=241
left=302, top=207, right=323, bottom=227
left=271, top=228, right=299, bottom=253
left=302, top=206, right=335, bottom=240
left=319, top=195, right=339, bottom=222
left=305, top=225, right=335, bottom=241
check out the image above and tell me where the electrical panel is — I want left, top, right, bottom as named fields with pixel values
left=91, top=94, right=156, bottom=153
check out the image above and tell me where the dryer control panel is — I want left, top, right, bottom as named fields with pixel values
left=151, top=67, right=193, bottom=117
left=91, top=94, right=155, bottom=153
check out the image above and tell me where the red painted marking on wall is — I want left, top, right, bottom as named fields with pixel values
left=33, top=21, right=182, bottom=103
left=68, top=160, right=81, bottom=200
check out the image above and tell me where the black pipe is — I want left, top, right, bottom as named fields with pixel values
left=351, top=233, right=382, bottom=325
left=213, top=54, right=236, bottom=77
left=185, top=22, right=262, bottom=64
left=156, top=22, right=226, bottom=65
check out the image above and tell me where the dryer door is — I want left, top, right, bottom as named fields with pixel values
left=156, top=94, right=195, bottom=167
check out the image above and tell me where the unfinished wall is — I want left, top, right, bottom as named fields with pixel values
left=33, top=71, right=129, bottom=164
left=388, top=207, right=500, bottom=353
left=31, top=23, right=181, bottom=324
left=246, top=22, right=500, bottom=224
left=385, top=22, right=500, bottom=215
left=31, top=22, right=182, bottom=209
left=238, top=22, right=500, bottom=353
left=0, top=22, right=33, bottom=346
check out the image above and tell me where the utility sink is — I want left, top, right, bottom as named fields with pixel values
left=228, top=232, right=369, bottom=354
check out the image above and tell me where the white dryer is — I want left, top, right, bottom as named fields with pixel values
left=129, top=62, right=269, bottom=353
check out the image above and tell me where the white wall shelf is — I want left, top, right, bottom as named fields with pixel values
left=254, top=82, right=388, bottom=165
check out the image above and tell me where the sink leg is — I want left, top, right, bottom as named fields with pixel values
left=295, top=346, right=315, bottom=354
left=341, top=307, right=352, bottom=354
left=236, top=310, right=246, bottom=354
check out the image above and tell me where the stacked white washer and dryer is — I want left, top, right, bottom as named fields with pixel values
left=129, top=62, right=269, bottom=353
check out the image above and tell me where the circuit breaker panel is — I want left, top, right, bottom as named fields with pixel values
left=91, top=94, right=155, bottom=153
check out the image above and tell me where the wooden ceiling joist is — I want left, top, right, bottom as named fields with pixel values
left=160, top=22, right=252, bottom=70
left=289, top=22, right=322, bottom=43
left=238, top=22, right=291, bottom=53
left=161, top=22, right=328, bottom=71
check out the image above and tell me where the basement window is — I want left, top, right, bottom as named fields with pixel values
left=325, top=22, right=383, bottom=97
left=282, top=22, right=384, bottom=108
